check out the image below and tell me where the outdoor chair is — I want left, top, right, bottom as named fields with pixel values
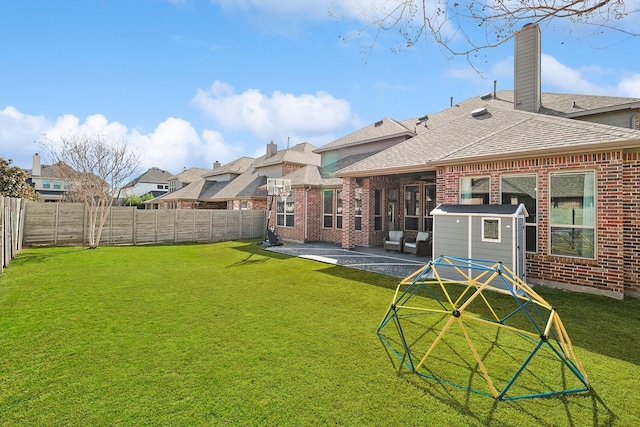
left=403, top=231, right=431, bottom=256
left=384, top=231, right=404, bottom=253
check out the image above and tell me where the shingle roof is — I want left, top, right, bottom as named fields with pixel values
left=495, top=90, right=640, bottom=116
left=204, top=157, right=254, bottom=178
left=124, top=167, right=173, bottom=187
left=284, top=165, right=323, bottom=187
left=336, top=94, right=640, bottom=176
left=314, top=118, right=415, bottom=153
left=257, top=142, right=320, bottom=167
left=206, top=169, right=268, bottom=200
left=168, top=167, right=213, bottom=183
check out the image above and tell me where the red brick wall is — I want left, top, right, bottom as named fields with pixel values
left=623, top=151, right=640, bottom=297
left=438, top=151, right=633, bottom=298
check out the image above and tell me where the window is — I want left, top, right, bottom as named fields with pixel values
left=43, top=179, right=50, bottom=189
left=53, top=180, right=61, bottom=190
left=404, top=185, right=419, bottom=230
left=277, top=195, right=295, bottom=227
left=501, top=174, right=537, bottom=252
left=549, top=171, right=595, bottom=259
left=323, top=190, right=333, bottom=228
left=460, top=176, right=490, bottom=204
left=240, top=200, right=248, bottom=210
left=423, top=184, right=436, bottom=232
left=374, top=190, right=383, bottom=231
left=482, top=218, right=501, bottom=242
left=355, top=188, right=362, bottom=231
left=336, top=190, right=343, bottom=229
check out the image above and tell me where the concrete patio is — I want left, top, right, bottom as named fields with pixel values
left=265, top=241, right=431, bottom=279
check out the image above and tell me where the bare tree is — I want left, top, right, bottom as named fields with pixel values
left=43, top=134, right=140, bottom=248
left=336, top=0, right=638, bottom=67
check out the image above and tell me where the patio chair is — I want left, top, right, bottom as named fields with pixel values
left=403, top=231, right=431, bottom=256
left=384, top=231, right=404, bottom=253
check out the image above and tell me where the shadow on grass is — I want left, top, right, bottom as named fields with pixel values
left=8, top=246, right=88, bottom=266
left=379, top=339, right=617, bottom=426
left=231, top=241, right=295, bottom=262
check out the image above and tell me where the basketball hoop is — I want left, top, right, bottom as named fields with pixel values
left=267, top=178, right=292, bottom=204
left=277, top=191, right=289, bottom=204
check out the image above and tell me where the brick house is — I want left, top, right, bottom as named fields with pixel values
left=147, top=141, right=320, bottom=215
left=275, top=23, right=640, bottom=299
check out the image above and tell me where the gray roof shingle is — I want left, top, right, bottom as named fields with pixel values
left=336, top=94, right=640, bottom=176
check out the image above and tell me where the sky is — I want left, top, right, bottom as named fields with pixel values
left=1, top=0, right=639, bottom=177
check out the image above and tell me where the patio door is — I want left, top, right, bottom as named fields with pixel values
left=387, top=201, right=397, bottom=231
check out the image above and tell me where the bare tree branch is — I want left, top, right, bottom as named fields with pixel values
left=337, top=0, right=638, bottom=69
left=42, top=134, right=140, bottom=248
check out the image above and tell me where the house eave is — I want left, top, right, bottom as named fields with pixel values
left=336, top=164, right=437, bottom=178
left=314, top=131, right=414, bottom=154
left=559, top=101, right=640, bottom=119
left=430, top=139, right=640, bottom=168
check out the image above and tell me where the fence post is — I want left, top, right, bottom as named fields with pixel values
left=132, top=207, right=137, bottom=245
left=1, top=197, right=5, bottom=271
left=54, top=202, right=59, bottom=245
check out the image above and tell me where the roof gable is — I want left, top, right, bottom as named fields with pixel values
left=314, top=118, right=414, bottom=153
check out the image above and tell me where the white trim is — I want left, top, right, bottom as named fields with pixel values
left=481, top=217, right=501, bottom=243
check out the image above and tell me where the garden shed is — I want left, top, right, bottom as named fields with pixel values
left=431, top=204, right=528, bottom=281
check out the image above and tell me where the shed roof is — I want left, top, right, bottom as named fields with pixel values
left=431, top=204, right=528, bottom=217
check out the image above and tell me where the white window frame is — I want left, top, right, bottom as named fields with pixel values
left=500, top=173, right=538, bottom=253
left=460, top=176, right=490, bottom=205
left=481, top=217, right=501, bottom=242
left=549, top=170, right=596, bottom=259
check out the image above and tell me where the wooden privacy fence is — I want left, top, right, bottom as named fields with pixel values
left=22, top=201, right=267, bottom=247
left=1, top=197, right=26, bottom=272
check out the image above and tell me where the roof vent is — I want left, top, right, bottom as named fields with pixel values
left=471, top=107, right=488, bottom=117
left=374, top=120, right=383, bottom=127
left=480, top=93, right=492, bottom=100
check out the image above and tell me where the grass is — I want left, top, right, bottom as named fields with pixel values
left=0, top=241, right=639, bottom=426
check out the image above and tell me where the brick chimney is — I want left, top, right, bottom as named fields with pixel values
left=514, top=23, right=541, bottom=113
left=32, top=153, right=41, bottom=176
left=213, top=160, right=221, bottom=169
left=266, top=140, right=277, bottom=158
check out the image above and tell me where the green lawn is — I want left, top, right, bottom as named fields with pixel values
left=1, top=242, right=639, bottom=426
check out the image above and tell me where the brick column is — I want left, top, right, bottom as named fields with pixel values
left=342, top=177, right=356, bottom=249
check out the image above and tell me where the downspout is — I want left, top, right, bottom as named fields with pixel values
left=305, top=186, right=311, bottom=241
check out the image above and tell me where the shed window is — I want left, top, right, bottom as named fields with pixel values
left=482, top=218, right=501, bottom=242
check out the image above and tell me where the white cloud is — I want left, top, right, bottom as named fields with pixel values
left=542, top=54, right=640, bottom=97
left=616, top=74, right=640, bottom=98
left=0, top=106, right=50, bottom=166
left=191, top=80, right=361, bottom=146
left=0, top=106, right=244, bottom=176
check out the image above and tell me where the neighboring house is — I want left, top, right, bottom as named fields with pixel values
left=148, top=157, right=254, bottom=209
left=146, top=141, right=321, bottom=213
left=209, top=141, right=321, bottom=212
left=168, top=167, right=215, bottom=194
left=23, top=153, right=73, bottom=202
left=119, top=167, right=174, bottom=200
left=270, top=23, right=640, bottom=300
